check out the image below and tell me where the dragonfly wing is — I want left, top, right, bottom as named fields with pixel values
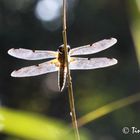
left=69, top=57, right=118, bottom=70
left=11, top=59, right=59, bottom=77
left=8, top=48, right=57, bottom=60
left=70, top=38, right=117, bottom=56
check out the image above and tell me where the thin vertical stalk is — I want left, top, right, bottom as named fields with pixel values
left=62, top=0, right=80, bottom=140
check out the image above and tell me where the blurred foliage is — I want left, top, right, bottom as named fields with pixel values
left=78, top=92, right=140, bottom=127
left=0, top=92, right=140, bottom=140
left=0, top=107, right=90, bottom=140
left=0, top=0, right=140, bottom=140
left=127, top=0, right=140, bottom=67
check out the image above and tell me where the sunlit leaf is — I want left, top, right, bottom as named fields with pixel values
left=0, top=107, right=90, bottom=140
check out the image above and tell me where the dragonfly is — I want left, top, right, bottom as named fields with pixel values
left=8, top=38, right=118, bottom=92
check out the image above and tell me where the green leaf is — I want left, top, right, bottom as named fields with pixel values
left=0, top=107, right=82, bottom=140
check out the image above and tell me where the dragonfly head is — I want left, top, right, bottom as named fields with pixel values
left=58, top=44, right=71, bottom=54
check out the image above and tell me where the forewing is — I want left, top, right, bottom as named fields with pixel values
left=70, top=38, right=117, bottom=56
left=8, top=48, right=57, bottom=60
left=69, top=57, right=118, bottom=70
left=11, top=59, right=59, bottom=77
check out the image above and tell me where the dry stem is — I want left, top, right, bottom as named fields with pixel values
left=62, top=0, right=80, bottom=140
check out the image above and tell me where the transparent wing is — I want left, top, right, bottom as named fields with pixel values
left=69, top=57, right=118, bottom=70
left=70, top=38, right=117, bottom=56
left=11, top=59, right=59, bottom=77
left=8, top=48, right=57, bottom=60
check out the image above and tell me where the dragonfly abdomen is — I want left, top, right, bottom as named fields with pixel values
left=58, top=65, right=67, bottom=92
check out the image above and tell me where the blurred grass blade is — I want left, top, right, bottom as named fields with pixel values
left=78, top=93, right=140, bottom=127
left=0, top=107, right=75, bottom=140
left=127, top=0, right=140, bottom=67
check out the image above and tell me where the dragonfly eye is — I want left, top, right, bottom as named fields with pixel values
left=58, top=45, right=70, bottom=53
left=58, top=45, right=64, bottom=53
left=67, top=45, right=71, bottom=52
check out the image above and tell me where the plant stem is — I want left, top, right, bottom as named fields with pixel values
left=62, top=0, right=80, bottom=140
left=78, top=92, right=140, bottom=127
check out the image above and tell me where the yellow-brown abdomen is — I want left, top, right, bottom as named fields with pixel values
left=58, top=66, right=67, bottom=91
left=57, top=49, right=67, bottom=91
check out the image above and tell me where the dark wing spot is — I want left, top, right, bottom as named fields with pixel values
left=107, top=57, right=113, bottom=60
